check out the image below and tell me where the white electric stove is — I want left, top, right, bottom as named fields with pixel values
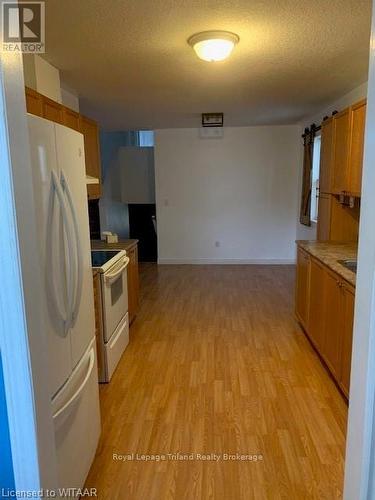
left=91, top=250, right=130, bottom=382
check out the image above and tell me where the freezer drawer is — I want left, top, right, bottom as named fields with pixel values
left=52, top=339, right=101, bottom=494
left=103, top=313, right=129, bottom=382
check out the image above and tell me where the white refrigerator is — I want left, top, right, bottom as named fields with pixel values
left=27, top=114, right=100, bottom=491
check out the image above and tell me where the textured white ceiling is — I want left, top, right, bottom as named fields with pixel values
left=43, top=0, right=372, bottom=130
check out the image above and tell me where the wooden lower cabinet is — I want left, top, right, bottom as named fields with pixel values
left=308, top=258, right=326, bottom=351
left=92, top=272, right=103, bottom=378
left=340, top=284, right=355, bottom=396
left=296, top=248, right=355, bottom=398
left=295, top=248, right=310, bottom=329
left=127, top=245, right=140, bottom=324
left=322, top=268, right=343, bottom=380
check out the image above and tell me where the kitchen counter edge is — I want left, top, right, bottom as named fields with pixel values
left=296, top=240, right=357, bottom=288
left=91, top=239, right=139, bottom=253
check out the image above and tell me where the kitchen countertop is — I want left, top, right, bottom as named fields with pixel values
left=296, top=240, right=357, bottom=287
left=91, top=239, right=139, bottom=253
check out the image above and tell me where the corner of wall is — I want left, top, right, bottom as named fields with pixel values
left=60, top=86, right=80, bottom=112
left=22, top=54, right=36, bottom=89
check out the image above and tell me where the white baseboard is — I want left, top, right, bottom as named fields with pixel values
left=157, top=258, right=296, bottom=265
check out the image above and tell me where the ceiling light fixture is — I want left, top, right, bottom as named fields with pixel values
left=188, top=31, right=240, bottom=62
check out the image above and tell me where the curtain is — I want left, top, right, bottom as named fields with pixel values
left=300, top=126, right=316, bottom=226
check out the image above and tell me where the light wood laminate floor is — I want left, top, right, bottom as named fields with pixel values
left=85, top=264, right=347, bottom=499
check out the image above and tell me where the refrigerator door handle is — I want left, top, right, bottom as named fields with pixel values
left=52, top=347, right=95, bottom=421
left=60, top=170, right=83, bottom=328
left=51, top=170, right=75, bottom=331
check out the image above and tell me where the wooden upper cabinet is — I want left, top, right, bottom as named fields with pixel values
left=317, top=193, right=331, bottom=241
left=323, top=99, right=366, bottom=198
left=348, top=99, right=366, bottom=196
left=329, top=194, right=360, bottom=242
left=295, top=248, right=310, bottom=328
left=42, top=95, right=63, bottom=124
left=25, top=86, right=43, bottom=117
left=319, top=118, right=334, bottom=194
left=79, top=115, right=102, bottom=199
left=62, top=106, right=81, bottom=131
left=340, top=283, right=355, bottom=397
left=332, top=108, right=351, bottom=195
left=25, top=87, right=102, bottom=199
left=317, top=194, right=359, bottom=242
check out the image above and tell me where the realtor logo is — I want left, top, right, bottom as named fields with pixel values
left=2, top=2, right=45, bottom=52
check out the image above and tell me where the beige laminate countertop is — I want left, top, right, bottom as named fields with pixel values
left=296, top=241, right=357, bottom=287
left=91, top=239, right=139, bottom=253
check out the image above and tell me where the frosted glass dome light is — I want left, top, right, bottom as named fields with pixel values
left=188, top=31, right=240, bottom=62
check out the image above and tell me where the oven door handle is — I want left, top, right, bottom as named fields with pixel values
left=104, top=256, right=130, bottom=286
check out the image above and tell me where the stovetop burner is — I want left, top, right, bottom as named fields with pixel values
left=91, top=250, right=121, bottom=268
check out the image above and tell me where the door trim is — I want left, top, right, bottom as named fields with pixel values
left=344, top=7, right=375, bottom=498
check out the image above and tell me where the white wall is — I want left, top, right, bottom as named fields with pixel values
left=34, top=56, right=61, bottom=102
left=296, top=82, right=368, bottom=240
left=61, top=86, right=79, bottom=112
left=23, top=55, right=81, bottom=109
left=23, top=55, right=62, bottom=103
left=99, top=197, right=129, bottom=239
left=119, top=147, right=155, bottom=204
left=22, top=54, right=37, bottom=90
left=154, top=126, right=300, bottom=264
left=99, top=147, right=130, bottom=238
left=344, top=6, right=375, bottom=495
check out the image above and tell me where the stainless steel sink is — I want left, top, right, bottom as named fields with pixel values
left=338, top=259, right=357, bottom=273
